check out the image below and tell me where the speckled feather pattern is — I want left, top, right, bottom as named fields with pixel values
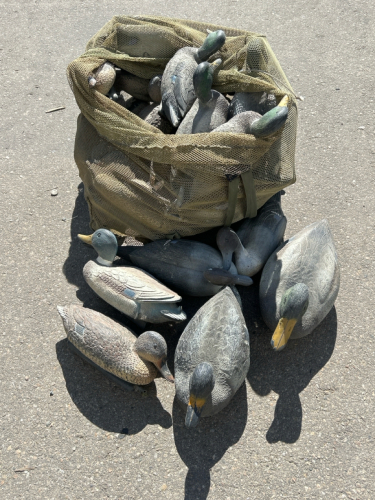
left=214, top=110, right=261, bottom=134
left=260, top=219, right=340, bottom=338
left=82, top=260, right=184, bottom=323
left=227, top=91, right=277, bottom=119
left=176, top=91, right=228, bottom=135
left=57, top=305, right=157, bottom=384
left=175, top=287, right=250, bottom=417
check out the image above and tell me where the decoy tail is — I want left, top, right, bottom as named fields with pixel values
left=250, top=95, right=289, bottom=138
left=204, top=268, right=253, bottom=287
left=161, top=310, right=187, bottom=322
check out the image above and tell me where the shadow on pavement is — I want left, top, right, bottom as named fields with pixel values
left=172, top=383, right=248, bottom=500
left=55, top=338, right=172, bottom=434
left=242, top=276, right=338, bottom=443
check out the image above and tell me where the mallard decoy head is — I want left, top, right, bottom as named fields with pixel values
left=185, top=362, right=215, bottom=428
left=271, top=283, right=309, bottom=352
left=249, top=95, right=289, bottom=138
left=196, top=30, right=226, bottom=63
left=193, top=58, right=222, bottom=104
left=78, top=229, right=118, bottom=265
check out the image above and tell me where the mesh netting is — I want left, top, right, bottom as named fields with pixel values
left=68, top=16, right=297, bottom=240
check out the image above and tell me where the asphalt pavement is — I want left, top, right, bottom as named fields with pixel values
left=1, top=0, right=374, bottom=498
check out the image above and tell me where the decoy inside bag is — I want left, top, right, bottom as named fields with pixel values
left=67, top=16, right=297, bottom=241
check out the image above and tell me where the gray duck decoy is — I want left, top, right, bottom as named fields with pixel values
left=214, top=95, right=289, bottom=137
left=160, top=30, right=226, bottom=127
left=78, top=229, right=186, bottom=325
left=259, top=219, right=340, bottom=351
left=176, top=59, right=228, bottom=135
left=227, top=91, right=277, bottom=120
left=216, top=192, right=287, bottom=276
left=117, top=238, right=252, bottom=297
left=137, top=103, right=176, bottom=134
left=88, top=62, right=116, bottom=95
left=57, top=304, right=174, bottom=386
left=174, top=287, right=250, bottom=428
left=148, top=75, right=163, bottom=103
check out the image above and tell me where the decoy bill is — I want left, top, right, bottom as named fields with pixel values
left=259, top=219, right=340, bottom=351
left=57, top=304, right=174, bottom=385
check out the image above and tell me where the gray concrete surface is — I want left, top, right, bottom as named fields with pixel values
left=1, top=1, right=374, bottom=498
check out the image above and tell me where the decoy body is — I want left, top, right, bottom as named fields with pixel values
left=214, top=95, right=289, bottom=137
left=216, top=192, right=286, bottom=276
left=117, top=238, right=252, bottom=297
left=227, top=91, right=277, bottom=120
left=148, top=75, right=163, bottom=103
left=114, top=69, right=151, bottom=102
left=259, top=219, right=340, bottom=351
left=174, top=287, right=250, bottom=428
left=177, top=59, right=228, bottom=135
left=160, top=30, right=226, bottom=127
left=88, top=62, right=116, bottom=95
left=138, top=103, right=176, bottom=134
left=57, top=304, right=174, bottom=385
left=78, top=229, right=186, bottom=324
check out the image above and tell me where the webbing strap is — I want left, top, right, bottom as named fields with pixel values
left=224, top=171, right=257, bottom=226
left=241, top=169, right=257, bottom=218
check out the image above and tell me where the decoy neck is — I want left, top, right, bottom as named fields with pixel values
left=271, top=283, right=309, bottom=351
left=78, top=229, right=118, bottom=266
left=250, top=95, right=289, bottom=138
left=134, top=331, right=174, bottom=383
left=193, top=59, right=222, bottom=104
left=216, top=227, right=246, bottom=271
left=185, top=362, right=215, bottom=428
left=196, top=30, right=226, bottom=63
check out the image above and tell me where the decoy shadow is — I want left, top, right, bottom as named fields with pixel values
left=172, top=383, right=248, bottom=500
left=56, top=338, right=172, bottom=434
left=241, top=275, right=338, bottom=444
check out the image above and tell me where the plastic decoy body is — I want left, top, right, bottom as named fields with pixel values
left=88, top=62, right=116, bottom=95
left=160, top=30, right=226, bottom=127
left=259, top=219, right=340, bottom=351
left=176, top=59, right=228, bottom=135
left=117, top=238, right=252, bottom=297
left=57, top=304, right=174, bottom=385
left=216, top=192, right=287, bottom=276
left=78, top=229, right=186, bottom=324
left=174, top=287, right=250, bottom=428
left=138, top=103, right=176, bottom=134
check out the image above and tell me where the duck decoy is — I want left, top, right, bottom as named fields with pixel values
left=214, top=95, right=289, bottom=137
left=88, top=62, right=116, bottom=95
left=227, top=91, right=277, bottom=120
left=78, top=229, right=186, bottom=325
left=160, top=30, right=226, bottom=127
left=259, top=219, right=340, bottom=351
left=174, top=287, right=250, bottom=428
left=148, top=74, right=163, bottom=104
left=176, top=59, right=228, bottom=135
left=138, top=103, right=176, bottom=134
left=115, top=90, right=150, bottom=115
left=216, top=192, right=287, bottom=276
left=117, top=238, right=252, bottom=297
left=57, top=304, right=174, bottom=386
left=114, top=69, right=151, bottom=102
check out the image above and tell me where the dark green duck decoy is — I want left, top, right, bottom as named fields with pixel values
left=176, top=59, right=228, bottom=135
left=57, top=304, right=174, bottom=387
left=117, top=238, right=252, bottom=297
left=78, top=229, right=186, bottom=325
left=216, top=192, right=287, bottom=276
left=174, top=287, right=250, bottom=428
left=259, top=219, right=340, bottom=351
left=160, top=30, right=226, bottom=127
left=214, top=95, right=289, bottom=137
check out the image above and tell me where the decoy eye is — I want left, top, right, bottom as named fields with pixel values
left=154, top=344, right=158, bottom=350
left=97, top=232, right=101, bottom=238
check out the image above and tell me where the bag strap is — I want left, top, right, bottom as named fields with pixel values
left=224, top=170, right=257, bottom=227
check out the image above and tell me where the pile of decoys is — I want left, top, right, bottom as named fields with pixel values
left=86, top=29, right=290, bottom=137
left=58, top=30, right=340, bottom=429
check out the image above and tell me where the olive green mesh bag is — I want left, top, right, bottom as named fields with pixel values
left=67, top=16, right=297, bottom=241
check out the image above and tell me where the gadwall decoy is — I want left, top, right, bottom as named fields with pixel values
left=78, top=229, right=186, bottom=325
left=174, top=287, right=250, bottom=428
left=259, top=219, right=340, bottom=351
left=160, top=30, right=226, bottom=127
left=57, top=304, right=174, bottom=386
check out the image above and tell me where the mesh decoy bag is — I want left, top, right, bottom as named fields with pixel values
left=67, top=16, right=297, bottom=241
